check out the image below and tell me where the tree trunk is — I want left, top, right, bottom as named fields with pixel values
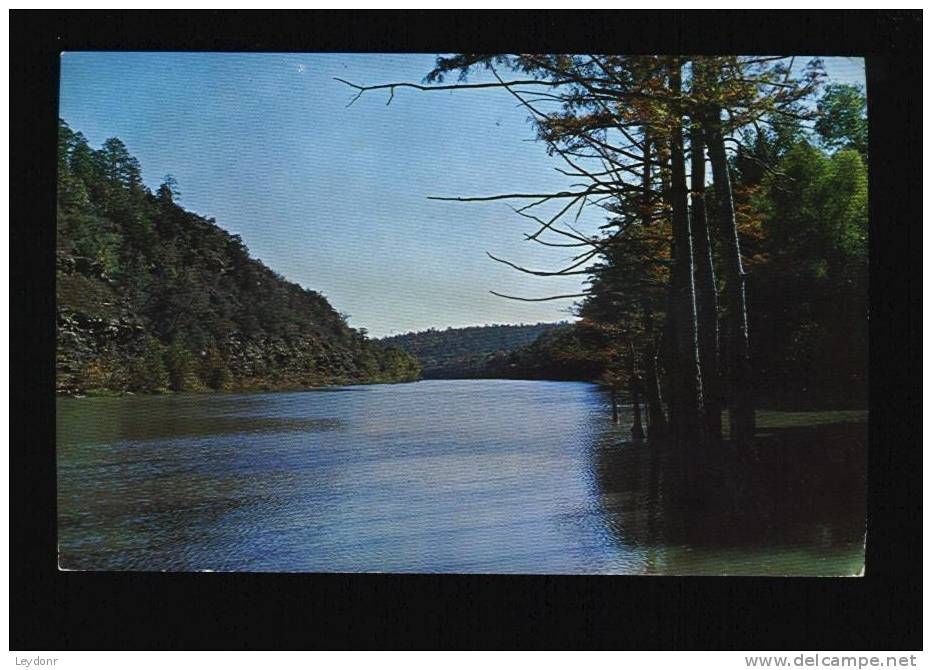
left=641, top=131, right=653, bottom=229
left=629, top=342, right=646, bottom=442
left=630, top=380, right=645, bottom=441
left=642, top=308, right=668, bottom=440
left=689, top=121, right=723, bottom=441
left=666, top=59, right=706, bottom=447
left=611, top=388, right=620, bottom=424
left=704, top=107, right=755, bottom=444
left=638, top=133, right=669, bottom=442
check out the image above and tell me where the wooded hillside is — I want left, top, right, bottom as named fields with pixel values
left=56, top=120, right=420, bottom=395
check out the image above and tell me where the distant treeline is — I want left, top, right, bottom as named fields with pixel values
left=56, top=119, right=420, bottom=395
left=379, top=322, right=567, bottom=378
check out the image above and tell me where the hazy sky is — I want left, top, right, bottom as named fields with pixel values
left=59, top=53, right=866, bottom=337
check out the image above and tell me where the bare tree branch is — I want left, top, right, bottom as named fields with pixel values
left=334, top=76, right=572, bottom=107
left=426, top=189, right=609, bottom=203
left=486, top=250, right=598, bottom=277
left=489, top=290, right=589, bottom=302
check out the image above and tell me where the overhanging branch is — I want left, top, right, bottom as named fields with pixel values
left=489, top=290, right=589, bottom=302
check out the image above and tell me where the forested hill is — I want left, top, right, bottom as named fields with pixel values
left=56, top=120, right=419, bottom=395
left=378, top=322, right=568, bottom=378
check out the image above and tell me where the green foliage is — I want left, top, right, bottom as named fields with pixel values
left=753, top=141, right=868, bottom=279
left=59, top=209, right=123, bottom=277
left=199, top=345, right=233, bottom=391
left=163, top=341, right=202, bottom=392
left=157, top=174, right=181, bottom=203
left=127, top=339, right=171, bottom=393
left=487, top=324, right=607, bottom=381
left=734, top=115, right=806, bottom=186
left=746, top=136, right=868, bottom=407
left=821, top=149, right=869, bottom=263
left=814, top=84, right=868, bottom=156
left=98, top=137, right=143, bottom=190
left=374, top=345, right=421, bottom=382
left=76, top=356, right=120, bottom=394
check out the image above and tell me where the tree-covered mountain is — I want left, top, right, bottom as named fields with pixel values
left=56, top=120, right=420, bottom=395
left=378, top=322, right=567, bottom=378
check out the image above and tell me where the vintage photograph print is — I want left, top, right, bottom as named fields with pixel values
left=56, top=53, right=868, bottom=575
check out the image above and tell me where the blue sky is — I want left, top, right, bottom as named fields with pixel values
left=59, top=53, right=865, bottom=337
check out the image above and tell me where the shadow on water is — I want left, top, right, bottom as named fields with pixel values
left=58, top=395, right=344, bottom=447
left=590, top=419, right=867, bottom=575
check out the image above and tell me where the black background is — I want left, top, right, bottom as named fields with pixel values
left=11, top=10, right=922, bottom=649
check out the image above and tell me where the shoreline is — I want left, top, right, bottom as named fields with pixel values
left=56, top=375, right=602, bottom=399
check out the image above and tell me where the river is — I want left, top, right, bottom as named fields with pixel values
left=57, top=379, right=866, bottom=574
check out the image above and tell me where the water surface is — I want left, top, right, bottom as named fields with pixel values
left=57, top=380, right=866, bottom=574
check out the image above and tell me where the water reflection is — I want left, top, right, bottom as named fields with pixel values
left=589, top=417, right=867, bottom=575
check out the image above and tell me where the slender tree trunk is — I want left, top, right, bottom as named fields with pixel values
left=660, top=313, right=680, bottom=435
left=629, top=342, right=645, bottom=442
left=637, top=132, right=669, bottom=442
left=689, top=121, right=723, bottom=441
left=656, top=146, right=681, bottom=439
left=637, top=132, right=668, bottom=441
left=642, top=308, right=668, bottom=439
left=704, top=107, right=755, bottom=444
left=631, top=387, right=645, bottom=441
left=641, top=130, right=654, bottom=230
left=666, top=59, right=706, bottom=447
